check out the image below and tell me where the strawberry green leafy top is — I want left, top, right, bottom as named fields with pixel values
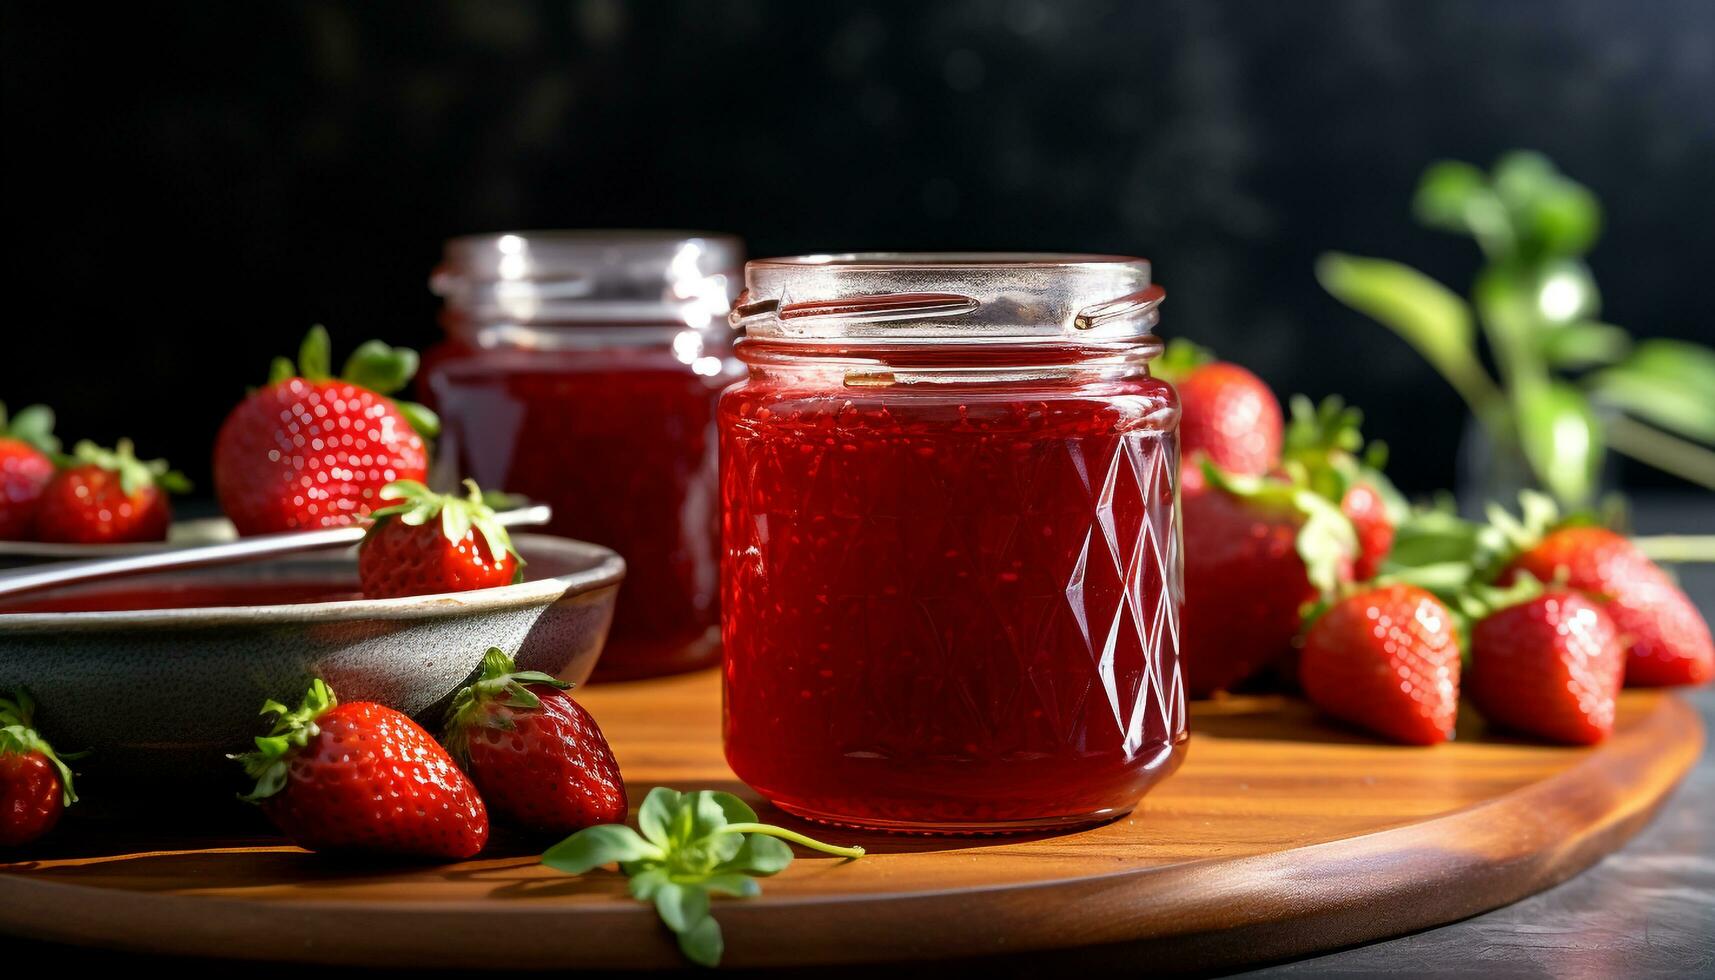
left=0, top=402, right=60, bottom=455
left=442, top=647, right=568, bottom=765
left=231, top=678, right=337, bottom=802
left=1151, top=337, right=1214, bottom=383
left=265, top=325, right=440, bottom=438
left=1199, top=459, right=1358, bottom=598
left=367, top=479, right=523, bottom=569
left=65, top=439, right=192, bottom=496
left=0, top=688, right=82, bottom=806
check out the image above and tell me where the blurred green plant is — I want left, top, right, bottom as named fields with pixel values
left=1317, top=151, right=1715, bottom=508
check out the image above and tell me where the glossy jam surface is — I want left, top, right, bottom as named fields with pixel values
left=720, top=361, right=1186, bottom=831
left=425, top=340, right=731, bottom=679
left=0, top=580, right=359, bottom=613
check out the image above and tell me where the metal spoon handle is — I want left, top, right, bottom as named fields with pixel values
left=0, top=504, right=553, bottom=600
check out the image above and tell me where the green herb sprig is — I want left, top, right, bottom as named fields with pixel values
left=542, top=787, right=864, bottom=967
left=1318, top=151, right=1715, bottom=510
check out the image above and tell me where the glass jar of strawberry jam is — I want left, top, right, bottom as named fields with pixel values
left=425, top=231, right=743, bottom=680
left=720, top=254, right=1186, bottom=833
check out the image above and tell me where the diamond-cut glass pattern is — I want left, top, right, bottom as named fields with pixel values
left=722, top=382, right=1186, bottom=828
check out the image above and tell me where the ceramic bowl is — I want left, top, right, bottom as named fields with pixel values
left=0, top=533, right=623, bottom=786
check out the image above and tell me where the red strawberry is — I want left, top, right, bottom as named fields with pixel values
left=1181, top=464, right=1356, bottom=697
left=1342, top=483, right=1395, bottom=581
left=214, top=326, right=437, bottom=535
left=232, top=679, right=488, bottom=859
left=1281, top=395, right=1399, bottom=581
left=33, top=440, right=189, bottom=544
left=1299, top=584, right=1461, bottom=745
left=1156, top=340, right=1283, bottom=478
left=1468, top=589, right=1624, bottom=745
left=1, top=689, right=80, bottom=847
left=1498, top=521, right=1713, bottom=688
left=358, top=480, right=521, bottom=599
left=0, top=403, right=60, bottom=540
left=443, top=648, right=626, bottom=835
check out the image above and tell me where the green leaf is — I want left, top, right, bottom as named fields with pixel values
left=535, top=787, right=862, bottom=969
left=706, top=791, right=760, bottom=825
left=342, top=340, right=419, bottom=396
left=267, top=356, right=296, bottom=385
left=1515, top=381, right=1603, bottom=507
left=230, top=679, right=337, bottom=803
left=637, top=786, right=683, bottom=849
left=1586, top=339, right=1715, bottom=443
left=1293, top=489, right=1360, bottom=596
left=1201, top=461, right=1357, bottom=599
left=1492, top=150, right=1559, bottom=205
left=627, top=865, right=669, bottom=900
left=1529, top=183, right=1601, bottom=257
left=440, top=503, right=472, bottom=548
left=700, top=873, right=762, bottom=898
left=1316, top=254, right=1485, bottom=399
left=298, top=325, right=334, bottom=381
left=1281, top=394, right=1372, bottom=503
left=1458, top=571, right=1547, bottom=623
left=1378, top=561, right=1480, bottom=597
left=442, top=646, right=569, bottom=761
left=684, top=829, right=746, bottom=872
left=676, top=913, right=724, bottom=968
left=1375, top=507, right=1497, bottom=600
left=542, top=825, right=660, bottom=874
left=1472, top=264, right=1541, bottom=369
left=480, top=488, right=530, bottom=512
left=1383, top=509, right=1488, bottom=570
left=717, top=834, right=794, bottom=876
left=66, top=439, right=188, bottom=497
left=690, top=791, right=742, bottom=836
left=1414, top=160, right=1485, bottom=228
left=393, top=400, right=441, bottom=439
left=653, top=882, right=711, bottom=933
left=1151, top=338, right=1214, bottom=384
left=367, top=478, right=518, bottom=564
left=1492, top=151, right=1601, bottom=258
left=0, top=689, right=81, bottom=806
left=0, top=403, right=60, bottom=455
left=1414, top=159, right=1514, bottom=255
left=1540, top=321, right=1631, bottom=370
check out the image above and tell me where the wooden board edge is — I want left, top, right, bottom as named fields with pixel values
left=714, top=691, right=1707, bottom=969
left=0, top=693, right=1702, bottom=972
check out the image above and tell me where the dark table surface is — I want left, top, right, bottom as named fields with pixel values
left=8, top=497, right=1713, bottom=978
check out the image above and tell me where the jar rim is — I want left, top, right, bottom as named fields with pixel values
left=433, top=229, right=744, bottom=330
left=748, top=252, right=1150, bottom=271
left=732, top=251, right=1163, bottom=345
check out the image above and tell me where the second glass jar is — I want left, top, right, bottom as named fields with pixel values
left=720, top=253, right=1188, bottom=833
left=425, top=231, right=743, bottom=680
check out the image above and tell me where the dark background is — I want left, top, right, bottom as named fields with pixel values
left=3, top=0, right=1713, bottom=495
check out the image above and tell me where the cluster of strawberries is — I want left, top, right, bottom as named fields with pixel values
left=2, top=648, right=626, bottom=855
left=3, top=327, right=524, bottom=599
left=1162, top=342, right=1713, bottom=746
left=0, top=404, right=189, bottom=544
left=1, top=325, right=609, bottom=852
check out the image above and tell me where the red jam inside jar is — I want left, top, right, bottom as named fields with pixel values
left=424, top=232, right=743, bottom=680
left=720, top=254, right=1187, bottom=833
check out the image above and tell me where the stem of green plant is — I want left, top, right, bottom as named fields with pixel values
left=721, top=823, right=866, bottom=860
left=1606, top=414, right=1715, bottom=492
left=1632, top=535, right=1715, bottom=564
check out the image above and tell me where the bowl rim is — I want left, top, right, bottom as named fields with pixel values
left=0, top=533, right=625, bottom=632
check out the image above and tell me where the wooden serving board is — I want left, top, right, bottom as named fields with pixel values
left=0, top=670, right=1702, bottom=973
